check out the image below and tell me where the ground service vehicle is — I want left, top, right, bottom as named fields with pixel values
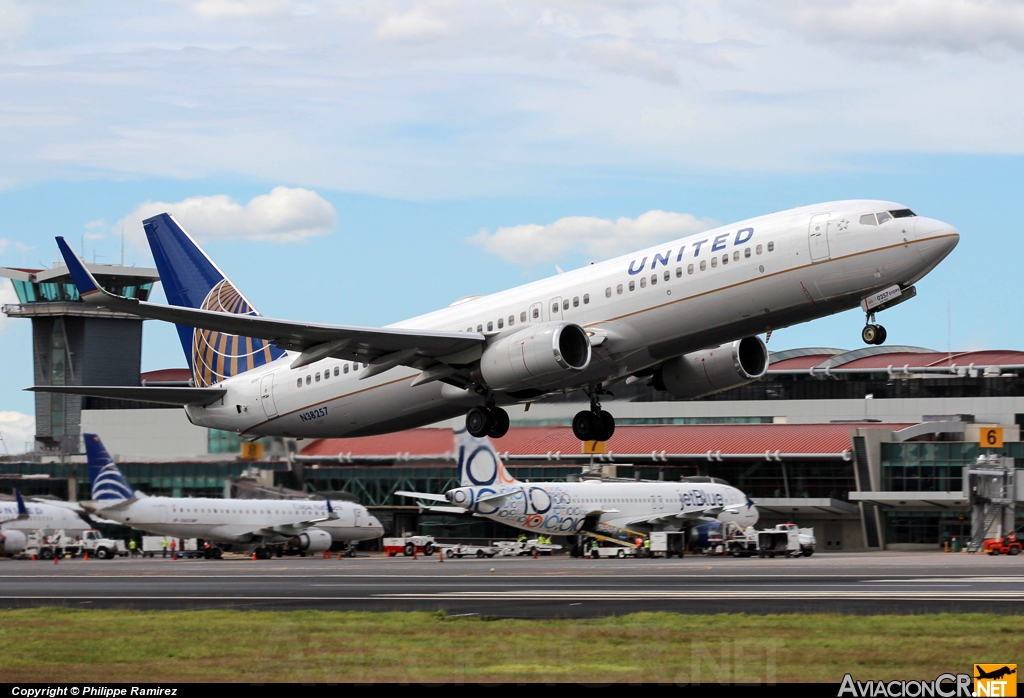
left=983, top=535, right=1022, bottom=555
left=442, top=543, right=497, bottom=558
left=384, top=535, right=437, bottom=556
left=648, top=531, right=686, bottom=558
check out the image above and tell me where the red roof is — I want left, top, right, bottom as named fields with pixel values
left=769, top=355, right=837, bottom=370
left=141, top=368, right=192, bottom=383
left=299, top=423, right=907, bottom=458
left=918, top=351, right=1024, bottom=368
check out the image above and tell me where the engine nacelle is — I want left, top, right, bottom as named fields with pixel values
left=291, top=528, right=333, bottom=553
left=477, top=322, right=591, bottom=392
left=0, top=530, right=27, bottom=556
left=654, top=336, right=769, bottom=399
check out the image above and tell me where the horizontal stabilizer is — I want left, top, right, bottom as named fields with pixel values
left=394, top=490, right=448, bottom=502
left=418, top=504, right=469, bottom=515
left=28, top=385, right=225, bottom=407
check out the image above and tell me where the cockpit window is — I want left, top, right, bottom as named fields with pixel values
left=890, top=209, right=916, bottom=218
left=876, top=211, right=892, bottom=224
left=859, top=214, right=877, bottom=226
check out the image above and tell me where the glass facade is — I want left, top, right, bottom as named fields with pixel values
left=885, top=511, right=971, bottom=546
left=11, top=279, right=153, bottom=304
left=881, top=442, right=1024, bottom=492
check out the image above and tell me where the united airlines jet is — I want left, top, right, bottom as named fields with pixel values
left=398, top=429, right=758, bottom=543
left=41, top=201, right=957, bottom=442
left=83, top=434, right=382, bottom=558
left=0, top=489, right=93, bottom=555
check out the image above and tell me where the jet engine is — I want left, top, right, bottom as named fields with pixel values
left=653, top=337, right=769, bottom=399
left=291, top=528, right=333, bottom=553
left=0, top=530, right=27, bottom=556
left=477, top=322, right=591, bottom=392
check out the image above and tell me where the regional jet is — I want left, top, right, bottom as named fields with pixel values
left=397, top=428, right=758, bottom=542
left=0, top=489, right=93, bottom=555
left=41, top=201, right=958, bottom=442
left=83, top=434, right=382, bottom=558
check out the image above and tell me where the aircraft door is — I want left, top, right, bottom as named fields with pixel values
left=154, top=504, right=169, bottom=524
left=260, top=373, right=279, bottom=419
left=528, top=302, right=543, bottom=325
left=548, top=297, right=563, bottom=322
left=808, top=213, right=831, bottom=263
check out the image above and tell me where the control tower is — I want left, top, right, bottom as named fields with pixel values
left=0, top=262, right=160, bottom=456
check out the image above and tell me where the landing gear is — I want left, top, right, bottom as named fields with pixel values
left=572, top=387, right=615, bottom=441
left=861, top=313, right=887, bottom=345
left=465, top=405, right=510, bottom=439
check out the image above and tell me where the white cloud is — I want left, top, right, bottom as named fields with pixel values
left=0, top=411, right=34, bottom=456
left=0, top=0, right=31, bottom=42
left=191, top=0, right=292, bottom=20
left=770, top=0, right=1024, bottom=57
left=374, top=8, right=451, bottom=42
left=116, top=186, right=337, bottom=246
left=470, top=210, right=717, bottom=267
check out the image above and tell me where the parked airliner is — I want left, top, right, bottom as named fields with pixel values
left=0, top=489, right=93, bottom=555
left=398, top=428, right=757, bottom=541
left=83, top=434, right=382, bottom=558
left=43, top=201, right=957, bottom=443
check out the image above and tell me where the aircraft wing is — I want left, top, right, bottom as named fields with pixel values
left=56, top=237, right=485, bottom=375
left=618, top=505, right=739, bottom=527
left=250, top=499, right=340, bottom=537
left=27, top=385, right=226, bottom=406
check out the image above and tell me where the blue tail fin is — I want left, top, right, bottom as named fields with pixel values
left=14, top=489, right=28, bottom=519
left=143, top=213, right=285, bottom=387
left=455, top=427, right=519, bottom=487
left=84, top=434, right=138, bottom=504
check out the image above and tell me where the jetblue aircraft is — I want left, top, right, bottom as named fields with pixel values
left=0, top=489, right=93, bottom=555
left=83, top=434, right=382, bottom=558
left=397, top=429, right=758, bottom=539
left=41, top=201, right=957, bottom=442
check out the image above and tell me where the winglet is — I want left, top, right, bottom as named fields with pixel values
left=325, top=498, right=339, bottom=520
left=55, top=237, right=103, bottom=299
left=14, top=488, right=28, bottom=519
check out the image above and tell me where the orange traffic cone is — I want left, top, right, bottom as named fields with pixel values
left=83, top=551, right=89, bottom=561
left=438, top=550, right=444, bottom=563
left=251, top=551, right=257, bottom=560
left=533, top=547, right=538, bottom=559
left=31, top=553, right=36, bottom=561
left=53, top=554, right=58, bottom=565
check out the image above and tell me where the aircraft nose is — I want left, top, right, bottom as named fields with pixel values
left=916, top=219, right=959, bottom=265
left=367, top=516, right=383, bottom=537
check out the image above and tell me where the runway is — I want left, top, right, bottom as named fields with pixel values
left=1, top=551, right=1022, bottom=617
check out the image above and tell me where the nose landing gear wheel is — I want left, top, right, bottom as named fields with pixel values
left=861, top=324, right=887, bottom=345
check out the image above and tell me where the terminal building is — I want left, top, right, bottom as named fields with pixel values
left=1, top=263, right=1022, bottom=550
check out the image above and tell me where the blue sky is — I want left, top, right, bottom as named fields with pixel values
left=1, top=1, right=1023, bottom=449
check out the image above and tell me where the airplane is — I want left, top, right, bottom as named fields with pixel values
left=83, top=433, right=383, bottom=558
left=395, top=428, right=758, bottom=547
left=38, top=200, right=958, bottom=443
left=0, top=488, right=94, bottom=556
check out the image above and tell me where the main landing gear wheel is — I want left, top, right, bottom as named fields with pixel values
left=465, top=406, right=510, bottom=438
left=861, top=324, right=887, bottom=345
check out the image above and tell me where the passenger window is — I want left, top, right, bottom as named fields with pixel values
left=532, top=308, right=539, bottom=319
left=334, top=367, right=339, bottom=376
left=559, top=299, right=567, bottom=311
left=605, top=287, right=611, bottom=298
left=487, top=321, right=493, bottom=331
left=508, top=315, right=514, bottom=326
left=711, top=257, right=717, bottom=268
left=497, top=318, right=503, bottom=329
left=733, top=251, right=739, bottom=262
left=315, top=372, right=320, bottom=382
left=687, top=264, right=694, bottom=274
left=629, top=280, right=635, bottom=291
left=552, top=302, right=558, bottom=314
left=522, top=311, right=528, bottom=322
left=700, top=260, right=706, bottom=271
left=876, top=211, right=892, bottom=224
left=650, top=274, right=657, bottom=285
left=477, top=324, right=483, bottom=332
left=767, top=241, right=775, bottom=252
left=572, top=296, right=579, bottom=307
left=323, top=370, right=329, bottom=380
left=744, top=248, right=751, bottom=258
left=583, top=293, right=589, bottom=304
left=640, top=277, right=647, bottom=288
left=665, top=270, right=671, bottom=281
left=344, top=364, right=349, bottom=374
left=296, top=378, right=302, bottom=388
left=860, top=214, right=877, bottom=226
left=721, top=254, right=728, bottom=265
left=616, top=284, right=623, bottom=294
left=305, top=375, right=311, bottom=385
left=676, top=267, right=682, bottom=278
left=756, top=244, right=762, bottom=255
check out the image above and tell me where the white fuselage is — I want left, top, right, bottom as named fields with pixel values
left=94, top=497, right=382, bottom=544
left=0, top=501, right=91, bottom=536
left=185, top=200, right=958, bottom=438
left=446, top=480, right=757, bottom=535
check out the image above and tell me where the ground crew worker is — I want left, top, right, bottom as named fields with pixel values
left=517, top=533, right=527, bottom=544
left=128, top=538, right=137, bottom=557
left=169, top=539, right=177, bottom=557
left=161, top=538, right=168, bottom=558
left=643, top=537, right=651, bottom=557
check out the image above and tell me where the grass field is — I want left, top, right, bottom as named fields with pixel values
left=1, top=608, right=1018, bottom=683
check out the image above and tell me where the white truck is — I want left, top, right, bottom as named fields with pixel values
left=24, top=529, right=119, bottom=560
left=77, top=530, right=121, bottom=559
left=441, top=542, right=499, bottom=558
left=757, top=523, right=816, bottom=557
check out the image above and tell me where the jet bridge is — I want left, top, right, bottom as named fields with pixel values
left=966, top=455, right=1016, bottom=553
